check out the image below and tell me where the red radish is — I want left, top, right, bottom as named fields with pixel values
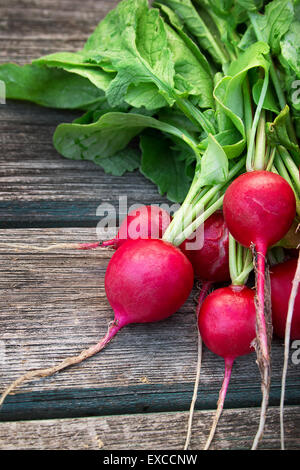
left=270, top=258, right=300, bottom=340
left=270, top=255, right=300, bottom=449
left=0, top=205, right=171, bottom=252
left=181, top=211, right=230, bottom=284
left=0, top=238, right=194, bottom=405
left=102, top=205, right=171, bottom=248
left=223, top=170, right=296, bottom=448
left=104, top=239, right=193, bottom=325
left=181, top=212, right=230, bottom=450
left=198, top=285, right=256, bottom=449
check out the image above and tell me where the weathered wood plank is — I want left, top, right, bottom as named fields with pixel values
left=0, top=101, right=169, bottom=228
left=0, top=228, right=299, bottom=420
left=0, top=0, right=169, bottom=228
left=0, top=0, right=119, bottom=41
left=0, top=406, right=299, bottom=450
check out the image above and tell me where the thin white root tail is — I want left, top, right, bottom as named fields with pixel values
left=251, top=365, right=270, bottom=450
left=0, top=242, right=100, bottom=252
left=204, top=358, right=233, bottom=450
left=184, top=281, right=211, bottom=450
left=184, top=333, right=202, bottom=450
left=0, top=321, right=120, bottom=408
left=280, top=250, right=300, bottom=450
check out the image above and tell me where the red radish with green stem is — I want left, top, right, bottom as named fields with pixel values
left=270, top=255, right=300, bottom=449
left=0, top=238, right=194, bottom=406
left=223, top=170, right=296, bottom=449
left=0, top=205, right=171, bottom=252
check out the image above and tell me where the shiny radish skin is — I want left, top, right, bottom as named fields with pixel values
left=102, top=205, right=171, bottom=249
left=223, top=170, right=296, bottom=358
left=198, top=285, right=256, bottom=360
left=270, top=258, right=300, bottom=340
left=223, top=171, right=296, bottom=251
left=223, top=170, right=296, bottom=449
left=181, top=211, right=230, bottom=283
left=198, top=285, right=256, bottom=449
left=105, top=238, right=195, bottom=326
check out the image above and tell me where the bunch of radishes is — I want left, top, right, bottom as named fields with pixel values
left=1, top=0, right=300, bottom=452
left=1, top=183, right=299, bottom=449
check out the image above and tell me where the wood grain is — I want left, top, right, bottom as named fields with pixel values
left=0, top=406, right=299, bottom=450
left=0, top=0, right=168, bottom=228
left=0, top=0, right=299, bottom=450
left=0, top=0, right=119, bottom=43
left=0, top=228, right=299, bottom=419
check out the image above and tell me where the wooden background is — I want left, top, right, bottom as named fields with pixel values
left=0, top=0, right=299, bottom=450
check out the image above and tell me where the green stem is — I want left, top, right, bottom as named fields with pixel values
left=164, top=157, right=246, bottom=245
left=229, top=235, right=253, bottom=286
left=246, top=72, right=269, bottom=171
left=266, top=147, right=276, bottom=171
left=176, top=97, right=216, bottom=135
left=274, top=154, right=300, bottom=217
left=172, top=195, right=224, bottom=247
left=254, top=110, right=266, bottom=170
left=229, top=235, right=238, bottom=284
left=278, top=146, right=300, bottom=195
left=236, top=242, right=244, bottom=275
left=233, top=262, right=254, bottom=286
left=248, top=12, right=297, bottom=145
left=242, top=77, right=253, bottom=147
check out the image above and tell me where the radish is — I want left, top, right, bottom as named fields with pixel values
left=270, top=258, right=300, bottom=340
left=102, top=205, right=171, bottom=248
left=181, top=211, right=230, bottom=284
left=0, top=238, right=194, bottom=405
left=181, top=211, right=230, bottom=450
left=270, top=255, right=300, bottom=449
left=223, top=170, right=296, bottom=448
left=198, top=285, right=256, bottom=449
left=0, top=205, right=171, bottom=252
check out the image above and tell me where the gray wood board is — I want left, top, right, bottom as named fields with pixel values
left=0, top=228, right=299, bottom=421
left=0, top=406, right=299, bottom=450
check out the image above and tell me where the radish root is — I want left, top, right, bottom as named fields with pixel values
left=280, top=249, right=300, bottom=450
left=204, top=357, right=234, bottom=450
left=184, top=281, right=211, bottom=450
left=0, top=320, right=121, bottom=407
left=251, top=244, right=272, bottom=450
left=0, top=242, right=102, bottom=251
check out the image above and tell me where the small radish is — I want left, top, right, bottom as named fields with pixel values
left=181, top=211, right=230, bottom=284
left=181, top=211, right=230, bottom=450
left=270, top=258, right=300, bottom=340
left=0, top=238, right=194, bottom=405
left=0, top=205, right=171, bottom=252
left=223, top=170, right=296, bottom=448
left=198, top=285, right=256, bottom=449
left=102, top=205, right=171, bottom=249
left=270, top=255, right=300, bottom=449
